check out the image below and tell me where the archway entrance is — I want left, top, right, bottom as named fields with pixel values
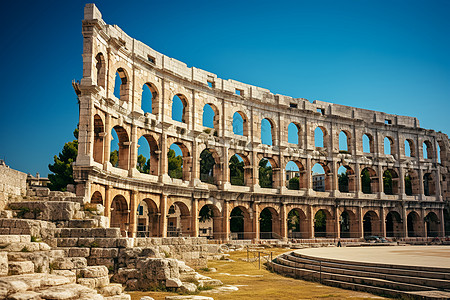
left=198, top=204, right=222, bottom=239
left=340, top=211, right=357, bottom=238
left=259, top=207, right=280, bottom=239
left=111, top=195, right=129, bottom=237
left=386, top=211, right=402, bottom=238
left=287, top=208, right=308, bottom=239
left=425, top=212, right=440, bottom=237
left=230, top=206, right=251, bottom=240
left=363, top=211, right=380, bottom=237
left=136, top=199, right=159, bottom=237
left=314, top=209, right=331, bottom=238
left=407, top=211, right=420, bottom=238
left=167, top=201, right=191, bottom=237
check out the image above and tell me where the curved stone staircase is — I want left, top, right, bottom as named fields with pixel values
left=269, top=250, right=450, bottom=300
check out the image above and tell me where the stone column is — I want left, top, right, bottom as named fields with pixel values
left=418, top=168, right=424, bottom=200
left=357, top=206, right=364, bottom=238
left=159, top=133, right=168, bottom=182
left=253, top=203, right=260, bottom=240
left=402, top=205, right=408, bottom=238
left=439, top=208, right=445, bottom=237
left=335, top=206, right=340, bottom=239
left=421, top=208, right=427, bottom=237
left=435, top=168, right=442, bottom=201
left=105, top=185, right=112, bottom=220
left=306, top=157, right=312, bottom=193
left=103, top=114, right=112, bottom=170
left=129, top=125, right=138, bottom=177
left=380, top=207, right=386, bottom=238
left=308, top=206, right=314, bottom=239
left=398, top=166, right=406, bottom=198
left=378, top=164, right=384, bottom=198
left=129, top=190, right=138, bottom=237
left=191, top=197, right=199, bottom=237
left=160, top=194, right=168, bottom=237
left=280, top=203, right=287, bottom=240
left=331, top=160, right=339, bottom=196
left=191, top=141, right=199, bottom=186
left=355, top=163, right=361, bottom=197
left=223, top=200, right=230, bottom=241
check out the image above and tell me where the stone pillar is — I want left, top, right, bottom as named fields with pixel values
left=380, top=207, right=386, bottom=238
left=280, top=203, right=287, bottom=240
left=105, top=185, right=112, bottom=220
left=251, top=151, right=259, bottom=189
left=357, top=206, right=364, bottom=238
left=439, top=208, right=445, bottom=237
left=160, top=194, right=168, bottom=237
left=402, top=205, right=408, bottom=238
left=159, top=133, right=168, bottom=182
left=222, top=147, right=229, bottom=187
left=306, top=157, right=312, bottom=192
left=308, top=206, right=314, bottom=238
left=421, top=208, right=427, bottom=237
left=418, top=168, right=424, bottom=200
left=331, top=161, right=339, bottom=196
left=253, top=203, right=260, bottom=240
left=223, top=200, right=230, bottom=241
left=335, top=206, right=340, bottom=239
left=129, top=125, right=138, bottom=177
left=103, top=114, right=112, bottom=170
left=398, top=166, right=406, bottom=198
left=378, top=164, right=384, bottom=198
left=435, top=168, right=442, bottom=201
left=191, top=141, right=199, bottom=186
left=129, top=190, right=138, bottom=237
left=191, top=197, right=199, bottom=237
left=355, top=163, right=361, bottom=197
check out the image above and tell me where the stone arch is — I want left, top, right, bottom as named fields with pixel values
left=383, top=168, right=399, bottom=195
left=111, top=195, right=129, bottom=237
left=339, top=130, right=351, bottom=152
left=384, top=136, right=395, bottom=155
left=172, top=94, right=189, bottom=123
left=261, top=118, right=276, bottom=146
left=229, top=152, right=251, bottom=186
left=137, top=133, right=159, bottom=175
left=258, top=157, right=276, bottom=188
left=285, top=160, right=306, bottom=190
left=141, top=82, right=158, bottom=114
left=91, top=191, right=103, bottom=205
left=288, top=122, right=302, bottom=146
left=437, top=140, right=447, bottom=163
left=423, top=172, right=435, bottom=196
left=362, top=133, right=374, bottom=153
left=405, top=139, right=415, bottom=157
left=312, top=161, right=331, bottom=192
left=230, top=206, right=251, bottom=240
left=340, top=210, right=357, bottom=238
left=95, top=52, right=106, bottom=89
left=386, top=211, right=402, bottom=238
left=232, top=111, right=249, bottom=136
left=111, top=125, right=130, bottom=170
left=167, top=201, right=191, bottom=237
left=259, top=207, right=280, bottom=239
left=202, top=103, right=219, bottom=131
left=363, top=210, right=381, bottom=237
left=425, top=212, right=440, bottom=237
left=113, top=67, right=130, bottom=101
left=314, top=209, right=332, bottom=238
left=199, top=148, right=221, bottom=185
left=93, top=114, right=105, bottom=164
left=198, top=204, right=222, bottom=239
left=314, top=126, right=328, bottom=148
left=287, top=208, right=308, bottom=239
left=404, top=169, right=419, bottom=196
left=337, top=164, right=355, bottom=193
left=168, top=142, right=192, bottom=181
left=407, top=211, right=421, bottom=238
left=423, top=140, right=433, bottom=159
left=136, top=198, right=159, bottom=237
left=361, top=167, right=379, bottom=194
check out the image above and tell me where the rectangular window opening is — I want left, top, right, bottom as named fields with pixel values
left=207, top=81, right=214, bottom=88
left=290, top=103, right=298, bottom=108
left=147, top=55, right=155, bottom=64
left=317, top=108, right=325, bottom=115
left=235, top=88, right=243, bottom=96
left=385, top=119, right=392, bottom=125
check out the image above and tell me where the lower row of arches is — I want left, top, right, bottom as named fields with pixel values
left=91, top=191, right=445, bottom=239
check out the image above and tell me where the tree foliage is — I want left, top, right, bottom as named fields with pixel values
left=361, top=169, right=371, bottom=194
left=338, top=171, right=349, bottom=192
left=287, top=209, right=300, bottom=232
left=200, top=149, right=215, bottom=183
left=229, top=155, right=244, bottom=186
left=136, top=154, right=150, bottom=174
left=259, top=159, right=272, bottom=188
left=199, top=205, right=214, bottom=222
left=288, top=177, right=299, bottom=190
left=383, top=170, right=393, bottom=195
left=48, top=129, right=78, bottom=191
left=259, top=208, right=272, bottom=232
left=405, top=175, right=412, bottom=195
left=110, top=150, right=119, bottom=167
left=168, top=149, right=182, bottom=179
left=314, top=210, right=326, bottom=233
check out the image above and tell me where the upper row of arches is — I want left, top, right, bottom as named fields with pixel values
left=96, top=60, right=444, bottom=163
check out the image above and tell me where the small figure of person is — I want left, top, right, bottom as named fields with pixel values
left=337, top=239, right=342, bottom=247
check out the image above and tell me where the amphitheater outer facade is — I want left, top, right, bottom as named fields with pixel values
left=74, top=4, right=450, bottom=241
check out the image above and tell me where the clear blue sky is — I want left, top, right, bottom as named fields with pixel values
left=1, top=0, right=449, bottom=177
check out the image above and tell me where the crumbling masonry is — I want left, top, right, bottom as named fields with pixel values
left=74, top=4, right=450, bottom=241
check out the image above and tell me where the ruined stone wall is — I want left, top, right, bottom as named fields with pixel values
left=0, top=164, right=27, bottom=210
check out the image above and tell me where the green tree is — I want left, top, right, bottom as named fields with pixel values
left=338, top=172, right=349, bottom=192
left=199, top=205, right=213, bottom=222
left=361, top=169, right=371, bottom=194
left=136, top=154, right=150, bottom=174
left=229, top=155, right=244, bottom=186
left=287, top=209, right=300, bottom=232
left=259, top=159, right=272, bottom=188
left=168, top=149, right=182, bottom=179
left=314, top=210, right=326, bottom=236
left=200, top=149, right=215, bottom=183
left=48, top=129, right=78, bottom=191
left=230, top=208, right=244, bottom=233
left=259, top=208, right=273, bottom=233
left=110, top=150, right=119, bottom=167
left=383, top=170, right=393, bottom=195
left=288, top=177, right=299, bottom=190
left=405, top=175, right=412, bottom=195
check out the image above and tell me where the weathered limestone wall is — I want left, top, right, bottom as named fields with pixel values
left=0, top=163, right=27, bottom=210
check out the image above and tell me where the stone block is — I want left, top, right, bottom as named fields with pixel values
left=39, top=283, right=96, bottom=299
left=165, top=278, right=182, bottom=288
left=7, top=291, right=41, bottom=300
left=0, top=252, right=8, bottom=275
left=98, top=283, right=123, bottom=296
left=51, top=257, right=87, bottom=270
left=5, top=242, right=40, bottom=252
left=93, top=238, right=118, bottom=248
left=117, top=238, right=134, bottom=248
left=90, top=247, right=118, bottom=258
left=68, top=247, right=91, bottom=257
left=8, top=261, right=34, bottom=275
left=50, top=270, right=76, bottom=284
left=78, top=265, right=109, bottom=278
left=41, top=274, right=72, bottom=287
left=179, top=282, right=197, bottom=293
left=104, top=294, right=131, bottom=300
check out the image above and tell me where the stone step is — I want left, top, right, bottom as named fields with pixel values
left=98, top=284, right=123, bottom=296
left=55, top=228, right=121, bottom=238
left=8, top=201, right=81, bottom=221
left=7, top=250, right=65, bottom=274
left=2, top=242, right=51, bottom=252
left=66, top=219, right=99, bottom=228
left=58, top=247, right=91, bottom=257
left=50, top=257, right=88, bottom=270
left=0, top=219, right=56, bottom=241
left=8, top=261, right=34, bottom=275
left=104, top=294, right=131, bottom=300
left=38, top=283, right=101, bottom=300
left=0, top=235, right=31, bottom=244
left=0, top=273, right=74, bottom=298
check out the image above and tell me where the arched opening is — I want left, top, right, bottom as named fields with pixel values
left=338, top=165, right=355, bottom=193
left=286, top=161, right=305, bottom=190
left=340, top=210, right=357, bottom=238
left=91, top=191, right=103, bottom=205
left=405, top=139, right=414, bottom=157
left=437, top=143, right=441, bottom=163
left=137, top=135, right=159, bottom=175
left=136, top=199, right=158, bottom=237
left=93, top=114, right=104, bottom=164
left=437, top=141, right=446, bottom=163
left=167, top=201, right=191, bottom=237
left=405, top=170, right=419, bottom=196
left=229, top=154, right=248, bottom=186
left=111, top=195, right=129, bottom=237
left=113, top=68, right=129, bottom=101
left=200, top=149, right=217, bottom=184
left=259, top=207, right=280, bottom=239
left=383, top=169, right=399, bottom=195
left=407, top=211, right=421, bottom=238
left=95, top=53, right=106, bottom=89
left=202, top=104, right=219, bottom=131
left=386, top=211, right=402, bottom=238
left=423, top=141, right=433, bottom=159
left=172, top=94, right=188, bottom=123
left=425, top=212, right=440, bottom=237
left=261, top=118, right=274, bottom=146
left=288, top=123, right=301, bottom=145
left=168, top=143, right=189, bottom=180
left=232, top=111, right=248, bottom=136
left=361, top=167, right=378, bottom=194
left=384, top=137, right=394, bottom=155
left=362, top=134, right=373, bottom=153
left=312, top=163, right=327, bottom=192
left=423, top=173, right=435, bottom=196
left=363, top=211, right=381, bottom=237
left=314, top=209, right=331, bottom=238
left=314, top=127, right=326, bottom=148
left=198, top=204, right=222, bottom=239
left=339, top=131, right=350, bottom=152
left=287, top=208, right=308, bottom=239
left=141, top=83, right=158, bottom=114
left=444, top=208, right=450, bottom=236
left=110, top=126, right=129, bottom=170
left=259, top=158, right=273, bottom=188
left=230, top=206, right=251, bottom=240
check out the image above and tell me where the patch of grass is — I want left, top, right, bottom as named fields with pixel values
left=197, top=285, right=214, bottom=291
left=199, top=267, right=211, bottom=272
left=89, top=241, right=99, bottom=248
left=163, top=251, right=170, bottom=258
left=16, top=207, right=30, bottom=218
left=20, top=246, right=30, bottom=252
left=146, top=283, right=167, bottom=292
left=31, top=236, right=41, bottom=243
left=49, top=262, right=56, bottom=272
